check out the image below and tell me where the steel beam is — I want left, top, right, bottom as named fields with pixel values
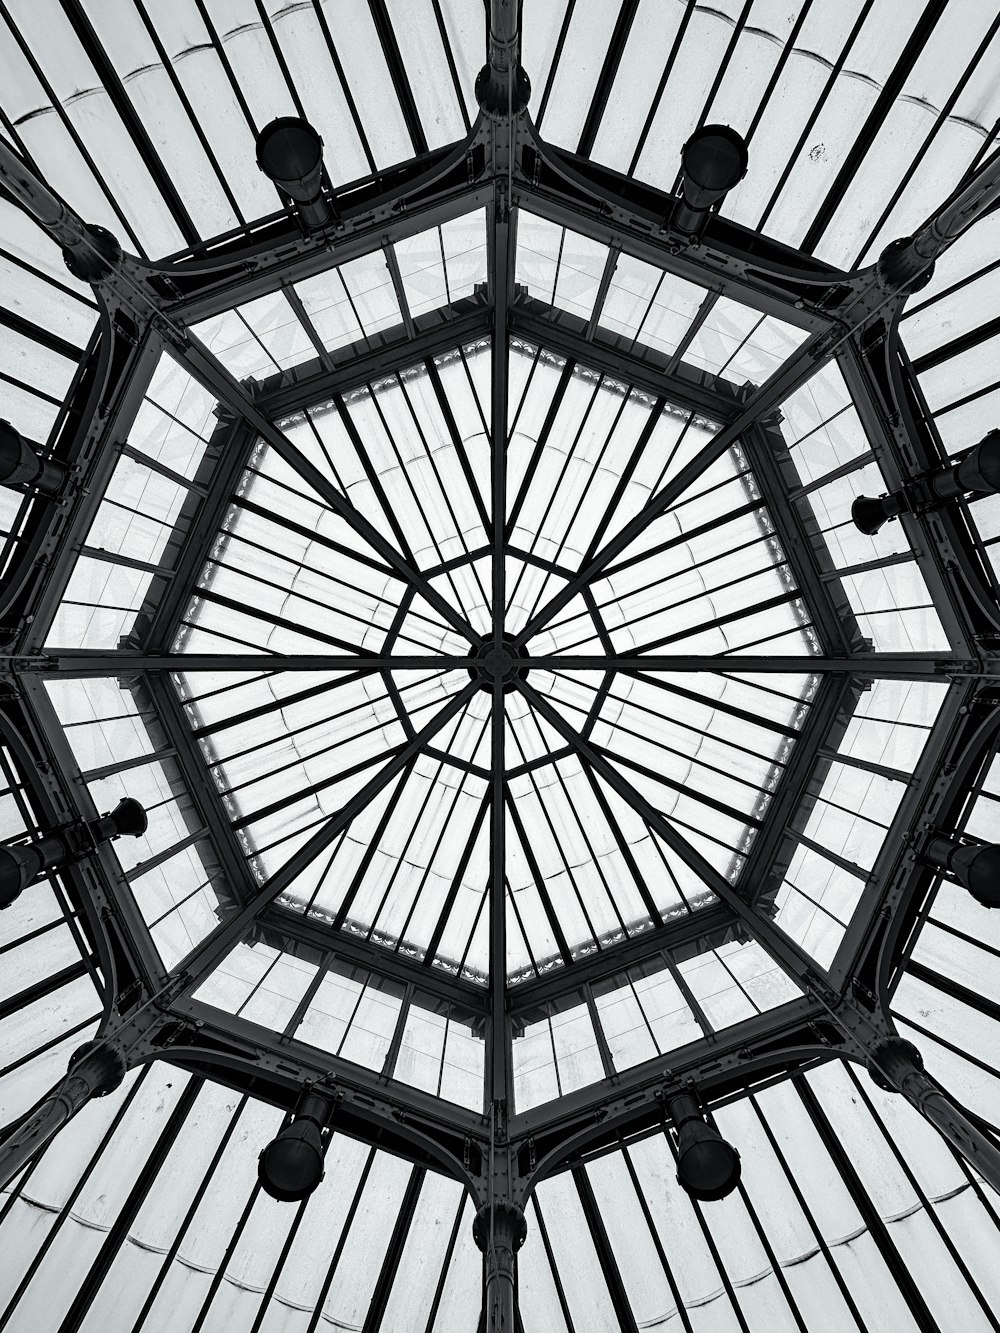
left=136, top=672, right=254, bottom=909
left=257, top=903, right=487, bottom=1007
left=139, top=408, right=259, bottom=654
left=28, top=651, right=984, bottom=677
left=743, top=419, right=865, bottom=655
left=510, top=306, right=742, bottom=425
left=739, top=673, right=863, bottom=913
left=9, top=676, right=166, bottom=991
left=510, top=326, right=845, bottom=648
left=256, top=307, right=492, bottom=419
left=508, top=901, right=734, bottom=1011
left=488, top=152, right=515, bottom=1113
left=169, top=681, right=480, bottom=995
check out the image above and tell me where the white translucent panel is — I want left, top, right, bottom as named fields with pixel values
left=822, top=0, right=1000, bottom=268
left=597, top=254, right=707, bottom=358
left=0, top=377, right=62, bottom=443
left=516, top=211, right=609, bottom=321
left=0, top=254, right=94, bottom=356
left=911, top=921, right=1000, bottom=1009
left=0, top=0, right=184, bottom=256
left=902, top=265, right=1000, bottom=363
left=512, top=997, right=605, bottom=1112
left=46, top=557, right=153, bottom=649
left=85, top=453, right=191, bottom=565
left=677, top=947, right=751, bottom=1031
left=585, top=1152, right=679, bottom=1326
left=194, top=941, right=277, bottom=1014
left=633, top=0, right=750, bottom=196
left=626, top=1131, right=744, bottom=1325
left=838, top=679, right=947, bottom=772
left=919, top=328, right=1000, bottom=415
left=0, top=197, right=97, bottom=314
left=0, top=976, right=101, bottom=1124
left=774, top=842, right=866, bottom=970
left=339, top=249, right=401, bottom=338
left=295, top=969, right=404, bottom=1074
left=802, top=762, right=906, bottom=870
left=88, top=757, right=195, bottom=871
left=782, top=404, right=870, bottom=486
left=190, top=289, right=314, bottom=381
left=685, top=297, right=808, bottom=385
left=316, top=0, right=412, bottom=169
left=0, top=487, right=25, bottom=542
left=392, top=1002, right=484, bottom=1110
left=143, top=354, right=216, bottom=439
left=588, top=0, right=689, bottom=173
left=46, top=675, right=155, bottom=772
left=145, top=2, right=276, bottom=222
left=0, top=879, right=64, bottom=953
left=294, top=266, right=364, bottom=352
left=755, top=0, right=921, bottom=256
left=136, top=841, right=224, bottom=970
left=425, top=1196, right=481, bottom=1333
left=593, top=964, right=703, bottom=1073
left=0, top=319, right=78, bottom=409
left=533, top=1173, right=623, bottom=1329
left=385, top=0, right=467, bottom=148
left=257, top=0, right=368, bottom=188
left=841, top=563, right=949, bottom=653
left=77, top=0, right=238, bottom=238
left=378, top=1174, right=465, bottom=1329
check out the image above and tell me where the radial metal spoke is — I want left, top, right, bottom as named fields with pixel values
left=513, top=328, right=837, bottom=646
left=489, top=180, right=513, bottom=1109
left=516, top=677, right=821, bottom=985
left=169, top=680, right=480, bottom=996
left=174, top=338, right=482, bottom=649
left=30, top=651, right=969, bottom=676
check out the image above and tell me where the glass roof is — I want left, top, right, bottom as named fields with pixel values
left=2, top=2, right=999, bottom=1330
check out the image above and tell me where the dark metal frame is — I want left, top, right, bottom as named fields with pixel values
left=2, top=5, right=1000, bottom=1323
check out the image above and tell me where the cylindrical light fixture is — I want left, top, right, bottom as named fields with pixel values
left=0, top=797, right=148, bottom=909
left=0, top=419, right=67, bottom=496
left=928, top=429, right=1000, bottom=502
left=850, top=490, right=908, bottom=536
left=258, top=1088, right=335, bottom=1201
left=852, top=430, right=1000, bottom=534
left=672, top=126, right=748, bottom=236
left=256, top=118, right=333, bottom=230
left=925, top=832, right=1000, bottom=908
left=667, top=1090, right=741, bottom=1202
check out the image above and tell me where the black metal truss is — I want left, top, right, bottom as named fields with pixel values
left=1, top=19, right=1000, bottom=1323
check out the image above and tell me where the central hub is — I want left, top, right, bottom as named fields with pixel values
left=469, top=635, right=530, bottom=695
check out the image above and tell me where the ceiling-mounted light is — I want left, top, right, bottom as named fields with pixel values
left=852, top=429, right=1000, bottom=534
left=667, top=1090, right=742, bottom=1202
left=0, top=419, right=67, bottom=497
left=0, top=797, right=147, bottom=909
left=925, top=832, right=1000, bottom=908
left=256, top=118, right=333, bottom=231
left=258, top=1088, right=335, bottom=1201
left=672, top=125, right=748, bottom=237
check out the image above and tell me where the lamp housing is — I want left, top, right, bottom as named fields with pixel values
left=0, top=419, right=67, bottom=496
left=926, top=833, right=1000, bottom=908
left=258, top=1089, right=335, bottom=1202
left=256, top=118, right=333, bottom=230
left=673, top=126, right=748, bottom=235
left=0, top=799, right=148, bottom=908
left=668, top=1091, right=742, bottom=1202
